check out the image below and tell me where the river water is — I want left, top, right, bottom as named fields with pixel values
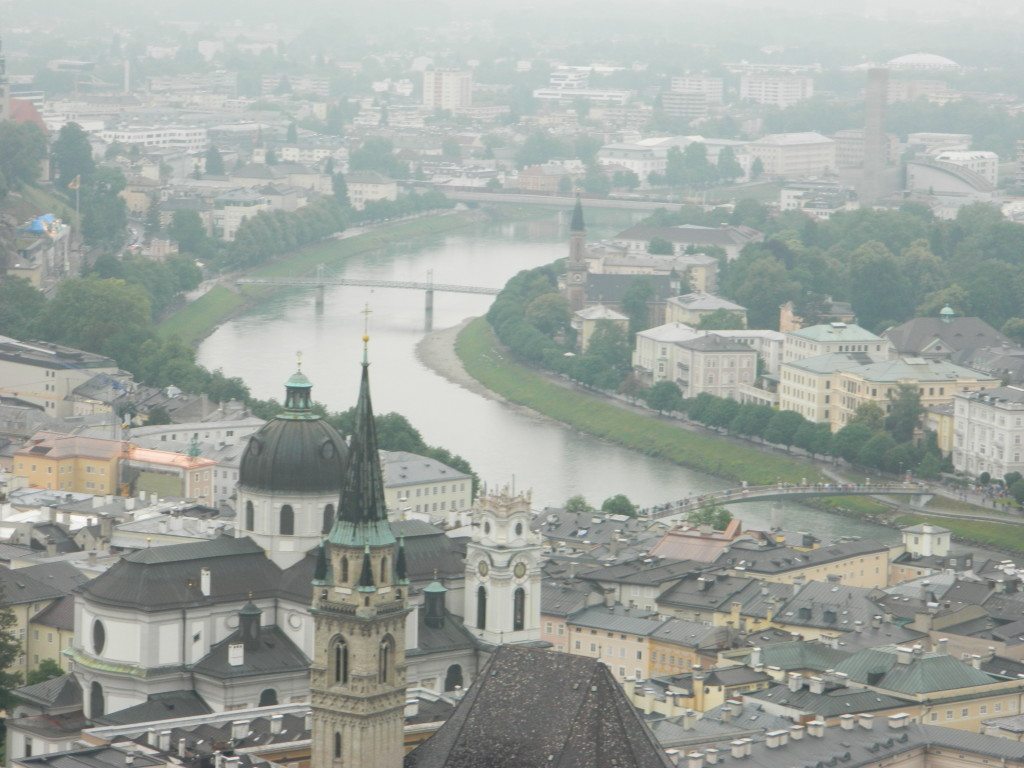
left=198, top=211, right=897, bottom=543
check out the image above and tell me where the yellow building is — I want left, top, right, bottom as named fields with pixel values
left=14, top=432, right=122, bottom=494
left=565, top=606, right=658, bottom=683
left=925, top=403, right=955, bottom=455
left=572, top=306, right=630, bottom=352
left=28, top=596, right=75, bottom=672
left=717, top=540, right=892, bottom=590
left=831, top=357, right=998, bottom=432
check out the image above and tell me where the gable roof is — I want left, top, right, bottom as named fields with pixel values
left=834, top=646, right=998, bottom=694
left=884, top=316, right=1009, bottom=356
left=405, top=646, right=671, bottom=768
left=191, top=624, right=309, bottom=680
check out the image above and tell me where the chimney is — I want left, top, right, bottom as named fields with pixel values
left=937, top=638, right=948, bottom=655
left=665, top=750, right=679, bottom=767
left=859, top=714, right=874, bottom=730
left=807, top=720, right=825, bottom=738
left=728, top=698, right=743, bottom=718
left=405, top=696, right=420, bottom=718
left=730, top=741, right=745, bottom=759
left=304, top=712, right=312, bottom=732
left=912, top=644, right=923, bottom=658
left=200, top=567, right=211, bottom=597
left=687, top=753, right=704, bottom=768
left=704, top=748, right=719, bottom=765
left=223, top=758, right=240, bottom=768
left=178, top=740, right=187, bottom=759
left=853, top=620, right=863, bottom=633
left=840, top=714, right=855, bottom=731
left=871, top=614, right=882, bottom=629
left=228, top=643, right=244, bottom=666
left=270, top=714, right=283, bottom=734
left=604, top=588, right=615, bottom=608
left=896, top=646, right=913, bottom=665
left=682, top=709, right=697, bottom=731
left=790, top=725, right=804, bottom=741
left=231, top=720, right=248, bottom=740
left=766, top=730, right=789, bottom=748
left=125, top=497, right=136, bottom=512
left=750, top=646, right=762, bottom=668
left=788, top=672, right=803, bottom=692
left=125, top=754, right=134, bottom=766
left=971, top=654, right=982, bottom=669
left=147, top=729, right=158, bottom=747
left=45, top=538, right=57, bottom=557
left=742, top=739, right=753, bottom=757
left=888, top=713, right=909, bottom=730
left=158, top=731, right=171, bottom=752
left=808, top=676, right=824, bottom=694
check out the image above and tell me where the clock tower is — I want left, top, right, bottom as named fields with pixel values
left=565, top=195, right=588, bottom=312
left=463, top=488, right=541, bottom=646
left=310, top=339, right=410, bottom=768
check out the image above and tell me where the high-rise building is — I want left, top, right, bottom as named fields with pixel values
left=739, top=74, right=813, bottom=108
left=422, top=69, right=472, bottom=111
left=310, top=342, right=410, bottom=768
left=860, top=68, right=889, bottom=205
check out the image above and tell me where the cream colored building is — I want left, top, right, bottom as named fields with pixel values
left=635, top=323, right=784, bottom=383
left=673, top=335, right=758, bottom=400
left=783, top=322, right=890, bottom=364
left=740, top=74, right=814, bottom=108
left=566, top=606, right=657, bottom=683
left=747, top=132, right=836, bottom=178
left=952, top=386, right=1024, bottom=479
left=832, top=358, right=998, bottom=432
left=212, top=189, right=269, bottom=241
left=573, top=306, right=629, bottom=352
left=665, top=292, right=747, bottom=328
left=422, top=69, right=472, bottom=111
left=346, top=170, right=399, bottom=210
left=380, top=450, right=472, bottom=526
left=779, top=353, right=872, bottom=424
left=0, top=338, right=120, bottom=418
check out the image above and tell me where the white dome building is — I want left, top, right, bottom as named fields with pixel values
left=887, top=53, right=961, bottom=72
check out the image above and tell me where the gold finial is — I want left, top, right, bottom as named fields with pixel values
left=361, top=304, right=372, bottom=361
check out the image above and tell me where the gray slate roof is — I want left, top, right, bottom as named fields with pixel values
left=884, top=315, right=1009, bottom=356
left=95, top=690, right=212, bottom=725
left=748, top=682, right=912, bottom=718
left=191, top=625, right=309, bottom=679
left=404, top=646, right=672, bottom=768
left=14, top=673, right=81, bottom=710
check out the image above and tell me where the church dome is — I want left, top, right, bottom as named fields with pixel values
left=239, top=368, right=347, bottom=493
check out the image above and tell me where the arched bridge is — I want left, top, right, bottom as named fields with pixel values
left=643, top=482, right=932, bottom=520
left=235, top=266, right=499, bottom=329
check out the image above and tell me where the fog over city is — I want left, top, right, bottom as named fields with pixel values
left=7, top=2, right=1024, bottom=768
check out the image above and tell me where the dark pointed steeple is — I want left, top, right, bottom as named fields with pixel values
left=357, top=544, right=375, bottom=591
left=570, top=193, right=585, bottom=232
left=396, top=537, right=408, bottom=584
left=328, top=336, right=395, bottom=548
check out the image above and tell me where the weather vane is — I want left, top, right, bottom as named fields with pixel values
left=296, top=350, right=302, bottom=371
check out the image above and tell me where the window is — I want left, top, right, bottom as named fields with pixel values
left=90, top=681, right=105, bottom=718
left=24, top=739, right=32, bottom=758
left=961, top=708, right=968, bottom=717
left=333, top=638, right=348, bottom=684
left=513, top=587, right=526, bottom=631
left=636, top=650, right=643, bottom=660
left=280, top=505, right=294, bottom=535
left=476, top=586, right=487, bottom=630
left=334, top=732, right=342, bottom=759
left=245, top=501, right=254, bottom=531
left=945, top=710, right=953, bottom=720
left=259, top=688, right=278, bottom=706
left=380, top=556, right=388, bottom=583
left=444, top=664, right=463, bottom=692
left=379, top=634, right=395, bottom=684
left=93, top=620, right=106, bottom=655
left=575, top=640, right=581, bottom=650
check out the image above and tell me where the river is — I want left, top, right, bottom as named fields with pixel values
left=198, top=210, right=897, bottom=543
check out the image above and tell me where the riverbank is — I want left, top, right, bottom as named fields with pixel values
left=158, top=209, right=486, bottom=347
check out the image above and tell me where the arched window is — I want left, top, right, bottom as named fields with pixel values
left=513, top=587, right=526, bottom=632
left=90, top=681, right=105, bottom=718
left=322, top=503, right=334, bottom=534
left=380, top=555, right=388, bottom=584
left=333, top=638, right=348, bottom=684
left=280, top=504, right=294, bottom=535
left=444, top=664, right=463, bottom=692
left=93, top=620, right=105, bottom=655
left=340, top=556, right=349, bottom=583
left=334, top=732, right=342, bottom=759
left=379, top=635, right=395, bottom=684
left=515, top=521, right=523, bottom=536
left=476, top=586, right=487, bottom=630
left=245, top=501, right=254, bottom=531
left=258, top=688, right=278, bottom=706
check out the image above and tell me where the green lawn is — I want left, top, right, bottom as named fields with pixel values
left=455, top=317, right=821, bottom=486
left=892, top=512, right=1024, bottom=552
left=157, top=211, right=480, bottom=345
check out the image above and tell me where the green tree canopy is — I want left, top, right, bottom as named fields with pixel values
left=52, top=122, right=96, bottom=189
left=644, top=381, right=684, bottom=413
left=687, top=503, right=733, bottom=531
left=204, top=145, right=225, bottom=175
left=886, top=383, right=923, bottom=443
left=697, top=309, right=745, bottom=330
left=648, top=237, right=674, bottom=255
left=601, top=494, right=637, bottom=517
left=25, top=658, right=63, bottom=686
left=565, top=495, right=592, bottom=514
left=525, top=292, right=570, bottom=337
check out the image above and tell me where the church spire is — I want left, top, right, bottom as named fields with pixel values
left=570, top=193, right=585, bottom=232
left=329, top=336, right=395, bottom=547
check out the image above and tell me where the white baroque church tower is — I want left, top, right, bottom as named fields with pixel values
left=463, top=488, right=542, bottom=645
left=310, top=340, right=410, bottom=768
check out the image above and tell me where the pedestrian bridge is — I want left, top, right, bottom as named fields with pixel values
left=643, top=482, right=931, bottom=520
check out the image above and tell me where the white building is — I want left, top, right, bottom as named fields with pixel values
left=670, top=75, right=724, bottom=103
left=747, top=132, right=836, bottom=178
left=740, top=74, right=814, bottom=108
left=380, top=450, right=473, bottom=527
left=673, top=334, right=758, bottom=400
left=783, top=322, right=890, bottom=364
left=212, top=189, right=269, bottom=241
left=932, top=150, right=999, bottom=187
left=346, top=171, right=398, bottom=210
left=953, top=386, right=1024, bottom=479
left=632, top=323, right=782, bottom=383
left=422, top=70, right=472, bottom=111
left=98, top=125, right=208, bottom=153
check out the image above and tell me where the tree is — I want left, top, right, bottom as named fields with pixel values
left=0, top=585, right=24, bottom=709
left=144, top=203, right=162, bottom=237
left=917, top=452, right=942, bottom=480
left=51, top=122, right=95, bottom=189
left=0, top=278, right=45, bottom=340
left=601, top=494, right=637, bottom=517
left=979, top=471, right=992, bottom=485
left=583, top=321, right=631, bottom=382
left=146, top=404, right=172, bottom=425
left=525, top=293, right=570, bottom=337
left=848, top=241, right=912, bottom=331
left=26, top=658, right=64, bottom=686
left=750, top=157, right=764, bottom=179
left=0, top=121, right=46, bottom=194
left=1006, top=472, right=1023, bottom=488
left=332, top=173, right=351, bottom=207
left=287, top=122, right=298, bottom=143
left=349, top=137, right=407, bottom=178
left=885, top=384, right=923, bottom=443
left=644, top=381, right=684, bottom=413
left=687, top=503, right=732, bottom=531
left=648, top=237, right=674, bottom=255
left=697, top=309, right=745, bottom=330
left=582, top=164, right=610, bottom=196
left=204, top=145, right=225, bottom=175
left=857, top=432, right=897, bottom=471
left=763, top=410, right=806, bottom=450
left=850, top=402, right=886, bottom=432
left=441, top=137, right=461, bottom=160
left=168, top=210, right=208, bottom=254
left=612, top=170, right=640, bottom=190
left=621, top=279, right=654, bottom=337
left=565, top=495, right=592, bottom=514
left=716, top=146, right=743, bottom=182
left=834, top=422, right=875, bottom=463
left=516, top=130, right=566, bottom=167
left=1010, top=479, right=1024, bottom=505
left=1003, top=318, right=1024, bottom=346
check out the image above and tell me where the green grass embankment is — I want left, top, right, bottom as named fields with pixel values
left=892, top=513, right=1024, bottom=552
left=157, top=211, right=481, bottom=346
left=455, top=317, right=819, bottom=486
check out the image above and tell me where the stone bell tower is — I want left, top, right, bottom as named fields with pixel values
left=310, top=338, right=410, bottom=768
left=565, top=195, right=588, bottom=312
left=463, top=487, right=542, bottom=646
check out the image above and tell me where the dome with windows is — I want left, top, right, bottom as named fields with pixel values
left=886, top=53, right=960, bottom=71
left=239, top=368, right=347, bottom=493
